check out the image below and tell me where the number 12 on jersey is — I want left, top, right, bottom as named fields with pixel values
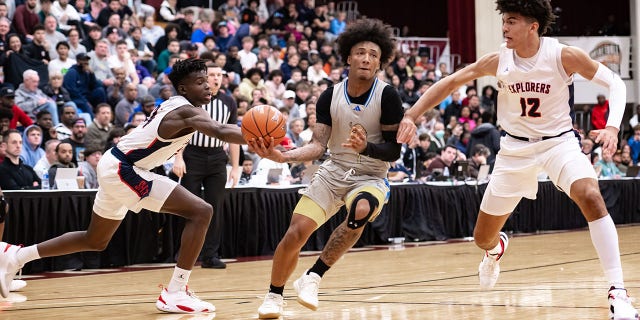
left=519, top=97, right=541, bottom=117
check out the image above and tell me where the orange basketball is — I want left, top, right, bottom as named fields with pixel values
left=241, top=105, right=287, bottom=146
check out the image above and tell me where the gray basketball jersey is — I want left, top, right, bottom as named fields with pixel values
left=328, top=78, right=390, bottom=177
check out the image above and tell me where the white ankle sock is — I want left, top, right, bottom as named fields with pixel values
left=589, top=215, right=624, bottom=288
left=487, top=237, right=503, bottom=256
left=167, top=266, right=191, bottom=292
left=16, top=245, right=40, bottom=267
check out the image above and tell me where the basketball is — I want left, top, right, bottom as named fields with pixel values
left=241, top=105, right=287, bottom=147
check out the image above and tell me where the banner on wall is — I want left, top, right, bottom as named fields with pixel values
left=557, top=36, right=631, bottom=79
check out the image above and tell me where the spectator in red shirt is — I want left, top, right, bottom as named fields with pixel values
left=0, top=87, right=33, bottom=129
left=590, top=94, right=609, bottom=130
left=12, top=0, right=40, bottom=40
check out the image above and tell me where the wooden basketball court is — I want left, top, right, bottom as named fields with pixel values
left=2, top=225, right=639, bottom=319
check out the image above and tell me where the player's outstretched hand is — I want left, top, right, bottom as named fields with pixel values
left=589, top=126, right=619, bottom=155
left=248, top=137, right=286, bottom=163
left=396, top=115, right=417, bottom=144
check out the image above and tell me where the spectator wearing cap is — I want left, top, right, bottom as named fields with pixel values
left=15, top=69, right=61, bottom=125
left=23, top=24, right=51, bottom=64
left=238, top=67, right=267, bottom=102
left=264, top=11, right=286, bottom=47
left=215, top=21, right=232, bottom=53
left=104, top=26, right=122, bottom=55
left=85, top=103, right=113, bottom=150
left=12, top=0, right=39, bottom=39
left=64, top=53, right=107, bottom=118
left=60, top=117, right=86, bottom=165
left=155, top=84, right=173, bottom=106
left=78, top=144, right=102, bottom=188
left=0, top=87, right=32, bottom=130
left=131, top=94, right=156, bottom=119
left=281, top=89, right=296, bottom=112
left=48, top=41, right=76, bottom=76
left=102, top=14, right=127, bottom=39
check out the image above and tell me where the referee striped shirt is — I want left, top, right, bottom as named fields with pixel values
left=190, top=92, right=238, bottom=148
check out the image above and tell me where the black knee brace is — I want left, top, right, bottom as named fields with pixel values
left=347, top=192, right=379, bottom=229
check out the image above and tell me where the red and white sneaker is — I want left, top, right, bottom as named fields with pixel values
left=478, top=232, right=509, bottom=290
left=0, top=242, right=22, bottom=298
left=609, top=287, right=639, bottom=320
left=156, top=286, right=216, bottom=314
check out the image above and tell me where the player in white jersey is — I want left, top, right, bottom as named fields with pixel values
left=0, top=58, right=247, bottom=314
left=397, top=1, right=637, bottom=319
left=252, top=19, right=403, bottom=318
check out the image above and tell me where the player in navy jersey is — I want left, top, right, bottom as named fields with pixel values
left=252, top=19, right=404, bottom=318
left=0, top=58, right=246, bottom=314
left=396, top=1, right=637, bottom=318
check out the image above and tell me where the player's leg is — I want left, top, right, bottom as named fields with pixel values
left=294, top=185, right=387, bottom=311
left=569, top=178, right=638, bottom=319
left=155, top=184, right=216, bottom=313
left=0, top=215, right=121, bottom=298
left=475, top=187, right=520, bottom=290
left=547, top=138, right=637, bottom=319
left=258, top=197, right=319, bottom=319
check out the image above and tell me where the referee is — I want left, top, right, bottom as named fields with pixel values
left=172, top=62, right=240, bottom=269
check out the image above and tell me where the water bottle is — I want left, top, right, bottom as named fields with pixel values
left=42, top=172, right=50, bottom=190
left=443, top=167, right=450, bottom=177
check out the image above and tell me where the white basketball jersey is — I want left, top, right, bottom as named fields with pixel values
left=496, top=37, right=574, bottom=138
left=116, top=95, right=196, bottom=170
left=329, top=78, right=389, bottom=176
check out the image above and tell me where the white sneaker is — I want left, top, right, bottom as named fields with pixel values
left=293, top=270, right=321, bottom=311
left=257, top=292, right=284, bottom=319
left=609, top=287, right=639, bottom=320
left=156, top=286, right=216, bottom=313
left=0, top=242, right=22, bottom=298
left=10, top=279, right=27, bottom=292
left=478, top=232, right=509, bottom=290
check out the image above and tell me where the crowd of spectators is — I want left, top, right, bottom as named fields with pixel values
left=0, top=0, right=638, bottom=190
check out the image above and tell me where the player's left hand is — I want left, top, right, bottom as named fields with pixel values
left=342, top=125, right=367, bottom=153
left=589, top=126, right=619, bottom=155
left=228, top=166, right=241, bottom=188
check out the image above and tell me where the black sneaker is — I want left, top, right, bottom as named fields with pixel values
left=201, top=257, right=227, bottom=269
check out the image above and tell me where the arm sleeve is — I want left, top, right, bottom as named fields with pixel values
left=359, top=86, right=404, bottom=161
left=315, top=86, right=333, bottom=126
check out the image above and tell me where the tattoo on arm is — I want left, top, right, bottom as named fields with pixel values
left=284, top=123, right=331, bottom=162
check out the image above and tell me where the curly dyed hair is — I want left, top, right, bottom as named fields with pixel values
left=168, top=58, right=207, bottom=89
left=496, top=0, right=556, bottom=36
left=336, top=18, right=395, bottom=70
